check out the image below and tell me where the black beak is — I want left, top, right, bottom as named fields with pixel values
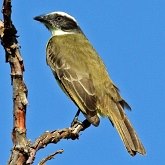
left=34, top=15, right=46, bottom=22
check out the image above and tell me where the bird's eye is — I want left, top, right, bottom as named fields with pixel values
left=56, top=16, right=62, bottom=21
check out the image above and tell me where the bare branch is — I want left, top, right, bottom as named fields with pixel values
left=1, top=0, right=28, bottom=164
left=38, top=149, right=64, bottom=165
left=26, top=119, right=91, bottom=164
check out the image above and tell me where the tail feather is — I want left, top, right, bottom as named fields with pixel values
left=97, top=83, right=146, bottom=156
left=108, top=103, right=146, bottom=156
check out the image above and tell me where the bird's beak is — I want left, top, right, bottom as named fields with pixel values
left=34, top=15, right=46, bottom=23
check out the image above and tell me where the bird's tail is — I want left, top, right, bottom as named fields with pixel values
left=107, top=102, right=146, bottom=156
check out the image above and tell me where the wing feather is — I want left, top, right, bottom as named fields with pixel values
left=46, top=36, right=98, bottom=121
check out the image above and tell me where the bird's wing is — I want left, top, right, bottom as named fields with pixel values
left=46, top=37, right=99, bottom=126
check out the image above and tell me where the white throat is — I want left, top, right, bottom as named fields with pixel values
left=51, top=28, right=74, bottom=36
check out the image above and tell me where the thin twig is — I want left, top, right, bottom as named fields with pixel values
left=38, top=149, right=64, bottom=165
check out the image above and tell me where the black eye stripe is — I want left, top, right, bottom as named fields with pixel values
left=55, top=16, right=78, bottom=30
left=46, top=14, right=80, bottom=31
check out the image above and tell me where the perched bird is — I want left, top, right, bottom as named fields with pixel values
left=34, top=11, right=146, bottom=156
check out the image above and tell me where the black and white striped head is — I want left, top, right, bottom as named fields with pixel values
left=34, top=11, right=82, bottom=36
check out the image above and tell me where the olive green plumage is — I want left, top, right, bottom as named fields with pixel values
left=46, top=33, right=145, bottom=156
left=34, top=11, right=146, bottom=156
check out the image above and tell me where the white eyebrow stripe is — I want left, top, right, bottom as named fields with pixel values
left=47, top=11, right=77, bottom=23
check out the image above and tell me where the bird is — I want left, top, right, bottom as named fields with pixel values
left=34, top=11, right=146, bottom=156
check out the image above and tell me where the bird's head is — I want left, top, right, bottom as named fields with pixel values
left=34, top=11, right=81, bottom=36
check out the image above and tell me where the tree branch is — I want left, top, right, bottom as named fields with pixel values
left=27, top=119, right=91, bottom=164
left=1, top=0, right=28, bottom=164
left=38, top=149, right=64, bottom=165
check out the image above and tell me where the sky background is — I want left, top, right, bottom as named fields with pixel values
left=0, top=0, right=164, bottom=164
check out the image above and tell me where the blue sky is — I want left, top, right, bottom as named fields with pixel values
left=0, top=0, right=164, bottom=164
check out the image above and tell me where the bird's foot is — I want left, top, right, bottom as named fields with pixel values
left=71, top=116, right=82, bottom=127
left=71, top=109, right=82, bottom=127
